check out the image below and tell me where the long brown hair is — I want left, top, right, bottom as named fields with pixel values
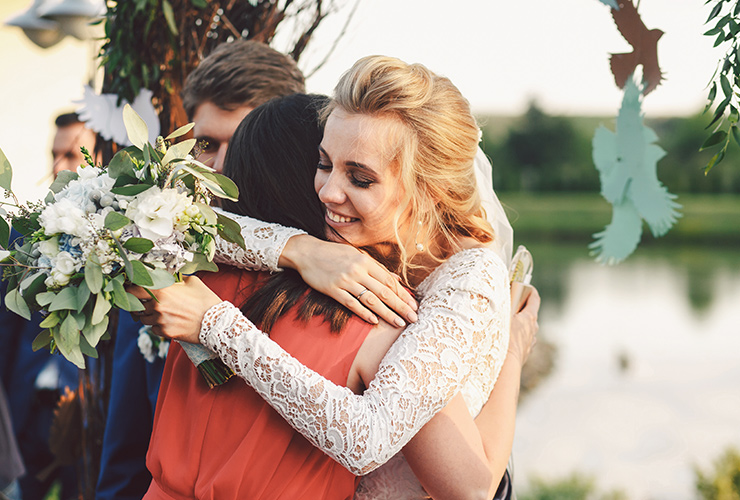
left=221, top=93, right=352, bottom=333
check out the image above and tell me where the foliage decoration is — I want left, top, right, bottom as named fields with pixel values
left=701, top=0, right=740, bottom=173
left=100, top=0, right=351, bottom=136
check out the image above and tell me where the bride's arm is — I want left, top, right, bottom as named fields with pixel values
left=214, top=210, right=417, bottom=326
left=401, top=288, right=540, bottom=500
left=131, top=249, right=509, bottom=475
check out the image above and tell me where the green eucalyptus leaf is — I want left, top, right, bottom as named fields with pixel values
left=111, top=183, right=154, bottom=196
left=79, top=333, right=99, bottom=358
left=107, top=147, right=140, bottom=178
left=165, top=122, right=195, bottom=141
left=207, top=172, right=239, bottom=201
left=105, top=212, right=131, bottom=231
left=91, top=293, right=112, bottom=325
left=76, top=279, right=91, bottom=313
left=85, top=252, right=104, bottom=294
left=32, top=329, right=53, bottom=351
left=36, top=291, right=56, bottom=307
left=147, top=267, right=176, bottom=289
left=0, top=218, right=8, bottom=250
left=56, top=314, right=85, bottom=369
left=5, top=287, right=31, bottom=320
left=123, top=104, right=149, bottom=149
left=113, top=174, right=140, bottom=188
left=112, top=237, right=134, bottom=282
left=39, top=312, right=60, bottom=329
left=0, top=147, right=13, bottom=192
left=22, top=273, right=47, bottom=304
left=71, top=310, right=86, bottom=330
left=190, top=0, right=208, bottom=8
left=123, top=237, right=154, bottom=253
left=48, top=170, right=78, bottom=194
left=216, top=212, right=246, bottom=250
left=11, top=214, right=40, bottom=238
left=82, top=313, right=108, bottom=349
left=129, top=260, right=154, bottom=287
left=162, top=138, right=196, bottom=166
left=178, top=252, right=219, bottom=275
left=48, top=286, right=78, bottom=312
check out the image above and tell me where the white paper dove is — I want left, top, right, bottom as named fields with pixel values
left=75, top=86, right=160, bottom=146
left=590, top=77, right=681, bottom=264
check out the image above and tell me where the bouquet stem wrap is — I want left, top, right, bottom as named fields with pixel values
left=177, top=341, right=233, bottom=388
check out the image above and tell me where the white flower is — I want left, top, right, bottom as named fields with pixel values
left=125, top=186, right=192, bottom=242
left=37, top=237, right=60, bottom=258
left=55, top=170, right=115, bottom=210
left=137, top=328, right=156, bottom=363
left=157, top=339, right=170, bottom=359
left=0, top=250, right=9, bottom=261
left=39, top=199, right=89, bottom=238
left=77, top=164, right=101, bottom=180
left=53, top=251, right=76, bottom=276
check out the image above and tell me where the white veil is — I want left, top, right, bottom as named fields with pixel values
left=473, top=147, right=513, bottom=267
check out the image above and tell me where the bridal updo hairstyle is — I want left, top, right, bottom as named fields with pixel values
left=221, top=93, right=353, bottom=333
left=324, top=55, right=494, bottom=279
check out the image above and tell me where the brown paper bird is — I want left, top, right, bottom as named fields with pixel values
left=609, top=0, right=664, bottom=95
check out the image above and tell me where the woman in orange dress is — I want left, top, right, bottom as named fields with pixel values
left=143, top=94, right=403, bottom=500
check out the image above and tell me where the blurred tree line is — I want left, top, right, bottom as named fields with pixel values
left=479, top=101, right=740, bottom=194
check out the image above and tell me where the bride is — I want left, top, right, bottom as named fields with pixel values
left=134, top=55, right=539, bottom=499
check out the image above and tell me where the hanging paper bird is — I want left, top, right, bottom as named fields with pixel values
left=609, top=0, right=664, bottom=95
left=590, top=77, right=681, bottom=264
left=597, top=0, right=620, bottom=9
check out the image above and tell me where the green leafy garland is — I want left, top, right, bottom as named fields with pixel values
left=701, top=0, right=740, bottom=172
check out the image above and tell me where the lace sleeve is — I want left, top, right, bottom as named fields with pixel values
left=212, top=208, right=306, bottom=272
left=199, top=248, right=509, bottom=475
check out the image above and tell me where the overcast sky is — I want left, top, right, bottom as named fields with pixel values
left=0, top=0, right=724, bottom=201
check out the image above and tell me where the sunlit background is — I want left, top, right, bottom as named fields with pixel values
left=1, top=1, right=738, bottom=499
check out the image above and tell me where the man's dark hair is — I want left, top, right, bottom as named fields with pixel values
left=221, top=93, right=352, bottom=333
left=182, top=40, right=305, bottom=120
left=54, top=112, right=82, bottom=128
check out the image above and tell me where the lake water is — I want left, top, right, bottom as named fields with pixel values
left=511, top=242, right=740, bottom=499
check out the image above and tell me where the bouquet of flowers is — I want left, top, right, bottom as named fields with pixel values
left=0, top=105, right=242, bottom=385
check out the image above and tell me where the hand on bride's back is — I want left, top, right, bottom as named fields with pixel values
left=128, top=276, right=221, bottom=344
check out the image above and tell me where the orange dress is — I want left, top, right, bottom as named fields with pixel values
left=143, top=266, right=371, bottom=500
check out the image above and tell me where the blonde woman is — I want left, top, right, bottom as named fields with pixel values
left=134, top=56, right=539, bottom=499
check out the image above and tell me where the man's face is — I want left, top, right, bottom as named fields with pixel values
left=192, top=101, right=253, bottom=173
left=52, top=122, right=97, bottom=177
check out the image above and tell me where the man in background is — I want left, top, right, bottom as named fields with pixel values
left=96, top=39, right=305, bottom=500
left=51, top=112, right=97, bottom=177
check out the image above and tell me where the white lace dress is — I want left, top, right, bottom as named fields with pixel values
left=211, top=213, right=511, bottom=499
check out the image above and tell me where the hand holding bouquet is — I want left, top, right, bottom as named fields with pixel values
left=0, top=105, right=244, bottom=373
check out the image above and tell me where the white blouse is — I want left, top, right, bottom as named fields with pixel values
left=210, top=212, right=510, bottom=498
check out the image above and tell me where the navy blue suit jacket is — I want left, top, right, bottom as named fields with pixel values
left=96, top=312, right=165, bottom=500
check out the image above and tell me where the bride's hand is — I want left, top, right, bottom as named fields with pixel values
left=279, top=234, right=419, bottom=327
left=507, top=285, right=540, bottom=366
left=128, top=276, right=221, bottom=344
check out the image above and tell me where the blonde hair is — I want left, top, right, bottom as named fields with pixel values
left=324, top=55, right=493, bottom=281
